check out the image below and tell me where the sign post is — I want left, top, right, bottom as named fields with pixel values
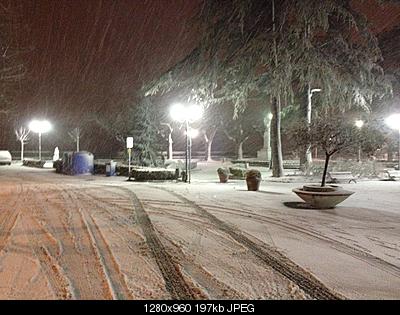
left=127, top=137, right=133, bottom=178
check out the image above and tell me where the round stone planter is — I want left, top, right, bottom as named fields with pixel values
left=292, top=185, right=354, bottom=209
left=246, top=177, right=261, bottom=191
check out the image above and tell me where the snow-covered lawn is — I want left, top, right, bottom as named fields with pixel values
left=0, top=162, right=399, bottom=299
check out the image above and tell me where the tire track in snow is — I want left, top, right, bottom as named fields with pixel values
left=40, top=186, right=114, bottom=299
left=153, top=187, right=343, bottom=300
left=65, top=189, right=132, bottom=300
left=143, top=198, right=400, bottom=279
left=199, top=203, right=400, bottom=279
left=21, top=186, right=74, bottom=299
left=78, top=187, right=237, bottom=299
left=156, top=231, right=245, bottom=299
left=0, top=184, right=23, bottom=254
left=112, top=187, right=200, bottom=300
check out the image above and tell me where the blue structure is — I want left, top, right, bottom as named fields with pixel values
left=71, top=152, right=94, bottom=175
left=62, top=151, right=94, bottom=175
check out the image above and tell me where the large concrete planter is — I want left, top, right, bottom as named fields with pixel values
left=292, top=185, right=354, bottom=209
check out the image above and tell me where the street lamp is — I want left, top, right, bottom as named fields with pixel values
left=29, top=120, right=52, bottom=160
left=170, top=103, right=203, bottom=183
left=355, top=119, right=364, bottom=162
left=386, top=114, right=400, bottom=170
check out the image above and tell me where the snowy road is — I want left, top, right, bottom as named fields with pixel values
left=0, top=165, right=399, bottom=299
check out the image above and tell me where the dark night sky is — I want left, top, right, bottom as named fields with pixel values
left=13, top=0, right=200, bottom=123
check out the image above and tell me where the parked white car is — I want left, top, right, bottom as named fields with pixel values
left=0, top=150, right=12, bottom=165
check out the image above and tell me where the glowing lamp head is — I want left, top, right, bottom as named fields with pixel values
left=355, top=120, right=364, bottom=129
left=268, top=113, right=273, bottom=120
left=170, top=103, right=186, bottom=123
left=386, top=114, right=400, bottom=131
left=29, top=120, right=52, bottom=134
left=170, top=103, right=203, bottom=123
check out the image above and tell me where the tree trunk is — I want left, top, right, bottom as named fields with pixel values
left=237, top=141, right=243, bottom=160
left=299, top=85, right=312, bottom=171
left=168, top=131, right=173, bottom=160
left=20, top=142, right=24, bottom=163
left=387, top=147, right=393, bottom=162
left=77, top=135, right=80, bottom=152
left=260, top=114, right=272, bottom=161
left=321, top=153, right=331, bottom=187
left=204, top=129, right=217, bottom=161
left=271, top=97, right=284, bottom=177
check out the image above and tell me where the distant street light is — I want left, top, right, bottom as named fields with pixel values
left=170, top=103, right=203, bottom=183
left=355, top=120, right=364, bottom=129
left=29, top=120, right=52, bottom=160
left=355, top=119, right=364, bottom=162
left=386, top=114, right=400, bottom=169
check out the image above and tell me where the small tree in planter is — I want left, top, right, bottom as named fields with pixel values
left=291, top=117, right=358, bottom=208
left=293, top=118, right=358, bottom=187
left=217, top=167, right=229, bottom=183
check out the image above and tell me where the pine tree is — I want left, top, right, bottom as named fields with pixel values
left=131, top=99, right=159, bottom=166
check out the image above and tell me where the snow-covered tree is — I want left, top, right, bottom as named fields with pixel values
left=292, top=116, right=358, bottom=187
left=15, top=127, right=30, bottom=162
left=131, top=98, right=159, bottom=166
left=221, top=104, right=263, bottom=159
left=160, top=122, right=174, bottom=160
left=68, top=127, right=81, bottom=152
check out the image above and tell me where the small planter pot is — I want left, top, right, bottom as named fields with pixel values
left=218, top=173, right=229, bottom=183
left=245, top=169, right=262, bottom=191
left=292, top=184, right=354, bottom=209
left=217, top=168, right=229, bottom=183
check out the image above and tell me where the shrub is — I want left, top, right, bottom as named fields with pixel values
left=217, top=167, right=229, bottom=175
left=228, top=167, right=247, bottom=179
left=23, top=159, right=46, bottom=168
left=53, top=159, right=63, bottom=173
left=246, top=169, right=261, bottom=179
left=130, top=168, right=177, bottom=181
left=116, top=165, right=130, bottom=176
left=94, top=163, right=107, bottom=174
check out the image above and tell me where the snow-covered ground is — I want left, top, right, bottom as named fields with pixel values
left=0, top=162, right=399, bottom=299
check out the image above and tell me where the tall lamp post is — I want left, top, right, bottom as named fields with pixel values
left=355, top=120, right=364, bottom=162
left=306, top=87, right=321, bottom=163
left=170, top=103, right=203, bottom=183
left=29, top=120, right=52, bottom=160
left=386, top=114, right=400, bottom=170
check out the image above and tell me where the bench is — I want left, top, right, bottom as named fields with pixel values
left=327, top=171, right=357, bottom=184
left=283, top=162, right=301, bottom=170
left=384, top=169, right=400, bottom=181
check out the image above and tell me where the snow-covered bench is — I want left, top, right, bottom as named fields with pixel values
left=327, top=171, right=357, bottom=184
left=384, top=169, right=400, bottom=181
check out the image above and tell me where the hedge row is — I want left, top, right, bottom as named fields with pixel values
left=228, top=167, right=247, bottom=179
left=23, top=159, right=46, bottom=168
left=130, top=168, right=177, bottom=181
